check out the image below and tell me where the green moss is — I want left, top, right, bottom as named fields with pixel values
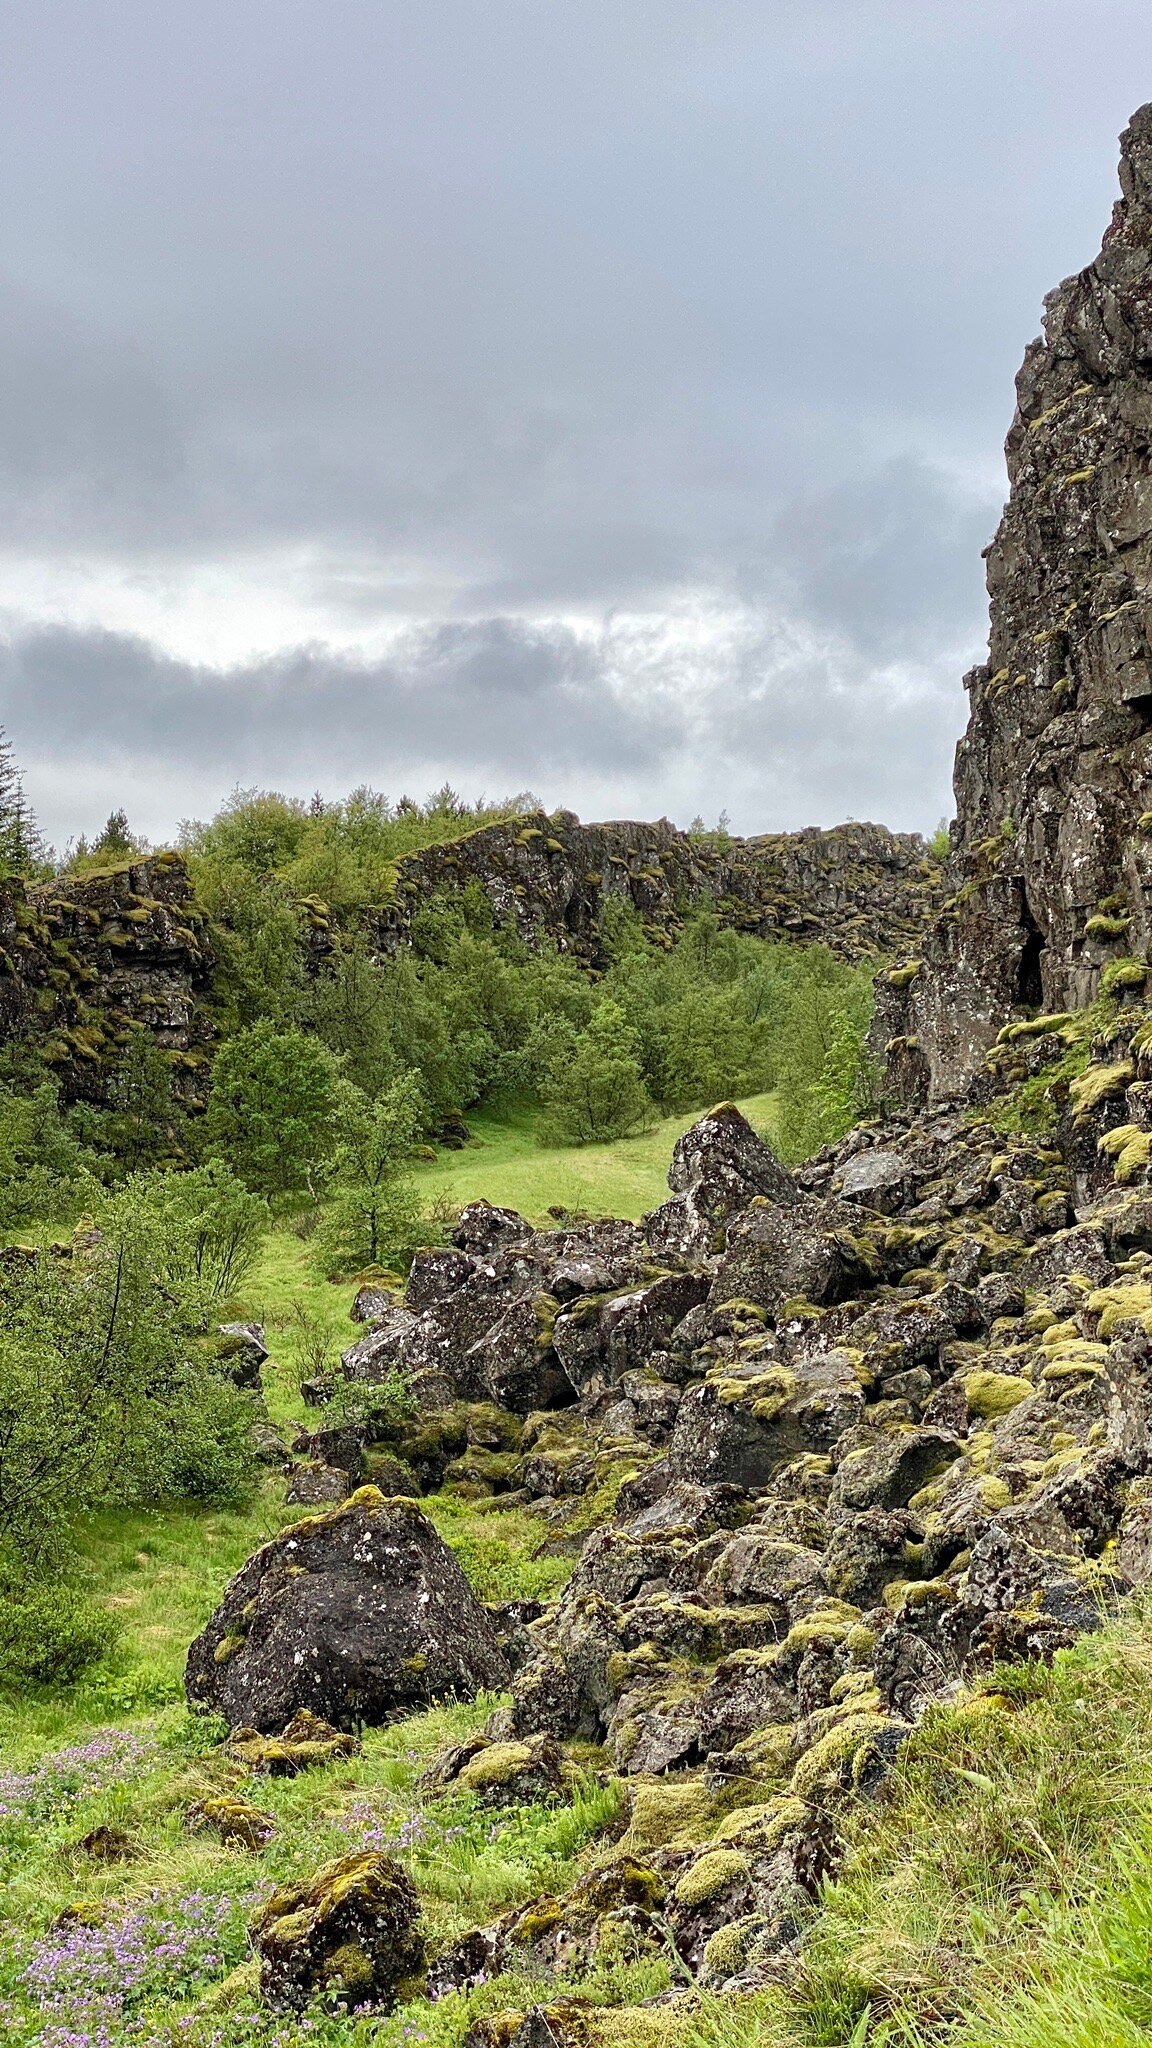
left=1086, top=1281, right=1152, bottom=1338
left=1099, top=1124, right=1152, bottom=1184
left=1102, top=958, right=1149, bottom=997
left=962, top=1370, right=1032, bottom=1420
left=673, top=1848, right=751, bottom=1908
left=626, top=1779, right=714, bottom=1850
left=789, top=1713, right=893, bottom=1800
left=1069, top=1061, right=1134, bottom=1123
left=997, top=1012, right=1076, bottom=1043
left=711, top=1795, right=811, bottom=1853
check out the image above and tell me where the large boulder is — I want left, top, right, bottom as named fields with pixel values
left=341, top=1307, right=420, bottom=1384
left=216, top=1321, right=269, bottom=1388
left=453, top=1199, right=533, bottom=1255
left=551, top=1271, right=710, bottom=1398
left=709, top=1195, right=881, bottom=1311
left=644, top=1103, right=796, bottom=1264
left=185, top=1487, right=509, bottom=1731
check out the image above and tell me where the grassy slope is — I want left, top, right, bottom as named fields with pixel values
left=412, top=1092, right=779, bottom=1223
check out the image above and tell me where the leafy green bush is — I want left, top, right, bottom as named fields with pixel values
left=538, top=999, right=656, bottom=1144
left=0, top=1078, right=99, bottom=1229
left=0, top=1176, right=259, bottom=1572
left=118, top=1157, right=269, bottom=1304
left=205, top=1018, right=346, bottom=1196
left=0, top=1583, right=118, bottom=1688
left=312, top=1072, right=429, bottom=1274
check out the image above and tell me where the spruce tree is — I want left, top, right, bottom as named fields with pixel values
left=0, top=728, right=44, bottom=876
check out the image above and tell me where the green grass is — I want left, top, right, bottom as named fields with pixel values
left=411, top=1093, right=780, bottom=1225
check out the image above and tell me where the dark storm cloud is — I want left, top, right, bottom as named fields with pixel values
left=1, top=0, right=1151, bottom=839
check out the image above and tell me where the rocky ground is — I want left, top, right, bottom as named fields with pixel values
left=179, top=961, right=1152, bottom=2040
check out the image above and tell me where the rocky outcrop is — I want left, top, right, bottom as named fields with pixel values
left=644, top=1100, right=798, bottom=1264
left=0, top=853, right=213, bottom=1102
left=377, top=812, right=939, bottom=968
left=0, top=824, right=935, bottom=1113
left=185, top=1488, right=509, bottom=1731
left=882, top=104, right=1152, bottom=1101
left=192, top=992, right=1152, bottom=2017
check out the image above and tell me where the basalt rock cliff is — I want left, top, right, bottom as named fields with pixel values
left=378, top=811, right=939, bottom=968
left=0, top=853, right=213, bottom=1101
left=0, top=817, right=937, bottom=1105
left=879, top=104, right=1152, bottom=1102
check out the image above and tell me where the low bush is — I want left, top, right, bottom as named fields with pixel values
left=0, top=1584, right=118, bottom=1689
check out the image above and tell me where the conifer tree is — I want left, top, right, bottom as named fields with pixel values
left=0, top=728, right=44, bottom=876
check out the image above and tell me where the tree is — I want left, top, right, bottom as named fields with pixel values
left=314, top=1073, right=426, bottom=1274
left=0, top=1180, right=258, bottom=1574
left=0, top=728, right=45, bottom=877
left=307, top=939, right=401, bottom=1099
left=205, top=1018, right=345, bottom=1197
left=94, top=808, right=135, bottom=860
left=538, top=999, right=655, bottom=1145
left=0, top=1079, right=100, bottom=1230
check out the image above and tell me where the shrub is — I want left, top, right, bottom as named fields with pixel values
left=0, top=1584, right=118, bottom=1689
left=313, top=1073, right=431, bottom=1274
left=0, top=1180, right=259, bottom=1570
left=538, top=999, right=655, bottom=1144
left=205, top=1018, right=346, bottom=1196
left=0, top=1078, right=99, bottom=1229
left=113, top=1157, right=270, bottom=1305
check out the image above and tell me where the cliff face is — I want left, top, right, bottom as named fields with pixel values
left=880, top=105, right=1152, bottom=1101
left=378, top=810, right=939, bottom=967
left=0, top=853, right=213, bottom=1100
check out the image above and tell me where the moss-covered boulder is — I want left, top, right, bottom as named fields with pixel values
left=251, top=1848, right=424, bottom=2012
left=185, top=1793, right=275, bottom=1849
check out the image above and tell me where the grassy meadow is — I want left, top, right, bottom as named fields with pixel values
left=411, top=1092, right=780, bottom=1223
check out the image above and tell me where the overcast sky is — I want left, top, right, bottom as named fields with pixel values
left=1, top=1, right=1150, bottom=849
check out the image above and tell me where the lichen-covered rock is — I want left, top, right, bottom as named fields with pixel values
left=453, top=1200, right=533, bottom=1255
left=710, top=1195, right=881, bottom=1311
left=834, top=1148, right=909, bottom=1212
left=644, top=1104, right=797, bottom=1265
left=285, top=1461, right=351, bottom=1506
left=552, top=1272, right=709, bottom=1398
left=421, top=1733, right=577, bottom=1806
left=0, top=853, right=214, bottom=1105
left=185, top=1488, right=509, bottom=1731
left=215, top=1322, right=268, bottom=1387
left=251, top=1849, right=424, bottom=2012
left=666, top=1353, right=866, bottom=1488
left=374, top=813, right=938, bottom=976
left=340, top=1306, right=421, bottom=1385
left=350, top=1283, right=396, bottom=1323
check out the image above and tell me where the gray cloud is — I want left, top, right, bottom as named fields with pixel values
left=0, top=1, right=1150, bottom=841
